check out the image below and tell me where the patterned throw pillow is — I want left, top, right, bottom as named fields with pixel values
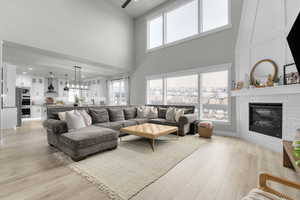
left=78, top=110, right=92, bottom=126
left=137, top=106, right=158, bottom=119
left=175, top=109, right=185, bottom=122
left=166, top=107, right=176, bottom=121
left=65, top=110, right=86, bottom=131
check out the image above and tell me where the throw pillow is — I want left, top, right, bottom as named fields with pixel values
left=58, top=110, right=74, bottom=121
left=88, top=108, right=110, bottom=123
left=108, top=108, right=125, bottom=122
left=137, top=106, right=158, bottom=119
left=147, top=106, right=158, bottom=119
left=166, top=107, right=176, bottom=121
left=78, top=110, right=92, bottom=126
left=65, top=110, right=86, bottom=131
left=158, top=107, right=167, bottom=119
left=124, top=107, right=137, bottom=120
left=175, top=109, right=185, bottom=122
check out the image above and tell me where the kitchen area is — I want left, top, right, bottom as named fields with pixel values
left=0, top=41, right=116, bottom=130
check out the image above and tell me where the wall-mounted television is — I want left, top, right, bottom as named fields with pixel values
left=287, top=12, right=300, bottom=74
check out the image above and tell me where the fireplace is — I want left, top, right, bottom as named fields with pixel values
left=249, top=103, right=282, bottom=138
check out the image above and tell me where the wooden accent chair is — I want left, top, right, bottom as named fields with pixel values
left=242, top=173, right=300, bottom=200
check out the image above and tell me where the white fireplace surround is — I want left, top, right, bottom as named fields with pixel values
left=236, top=92, right=300, bottom=152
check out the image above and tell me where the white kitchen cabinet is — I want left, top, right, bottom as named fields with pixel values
left=1, top=107, right=17, bottom=129
left=16, top=75, right=32, bottom=88
left=31, top=105, right=42, bottom=119
left=2, top=64, right=16, bottom=108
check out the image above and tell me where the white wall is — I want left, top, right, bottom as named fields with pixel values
left=131, top=0, right=243, bottom=132
left=235, top=0, right=300, bottom=151
left=0, top=0, right=134, bottom=70
left=235, top=0, right=300, bottom=80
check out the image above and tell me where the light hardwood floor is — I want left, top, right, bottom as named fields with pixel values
left=1, top=121, right=299, bottom=200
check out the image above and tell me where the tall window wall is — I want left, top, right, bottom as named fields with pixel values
left=108, top=78, right=129, bottom=105
left=146, top=66, right=230, bottom=123
left=147, top=0, right=230, bottom=50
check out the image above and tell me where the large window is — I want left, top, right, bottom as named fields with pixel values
left=166, top=0, right=198, bottom=44
left=148, top=15, right=163, bottom=49
left=147, top=0, right=230, bottom=50
left=202, top=0, right=229, bottom=32
left=146, top=67, right=230, bottom=123
left=200, top=70, right=229, bottom=122
left=166, top=75, right=198, bottom=105
left=147, top=78, right=163, bottom=104
left=109, top=79, right=127, bottom=105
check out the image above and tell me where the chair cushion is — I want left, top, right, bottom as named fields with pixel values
left=124, top=107, right=137, bottom=120
left=108, top=108, right=125, bottom=122
left=129, top=118, right=149, bottom=125
left=242, top=189, right=281, bottom=200
left=149, top=118, right=178, bottom=126
left=60, top=126, right=118, bottom=150
left=88, top=108, right=110, bottom=123
left=122, top=120, right=138, bottom=127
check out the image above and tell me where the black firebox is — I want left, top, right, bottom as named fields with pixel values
left=249, top=103, right=282, bottom=139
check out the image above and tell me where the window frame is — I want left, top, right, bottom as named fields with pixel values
left=145, top=63, right=232, bottom=125
left=146, top=0, right=232, bottom=52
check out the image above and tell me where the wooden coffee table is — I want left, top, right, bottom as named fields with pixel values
left=120, top=123, right=179, bottom=151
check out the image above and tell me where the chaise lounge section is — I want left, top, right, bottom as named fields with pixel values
left=43, top=105, right=197, bottom=161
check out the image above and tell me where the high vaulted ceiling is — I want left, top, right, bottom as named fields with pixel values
left=110, top=0, right=169, bottom=18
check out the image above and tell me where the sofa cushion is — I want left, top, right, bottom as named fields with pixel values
left=122, top=120, right=138, bottom=127
left=108, top=108, right=125, bottom=122
left=158, top=107, right=167, bottom=119
left=95, top=121, right=124, bottom=130
left=129, top=118, right=149, bottom=125
left=60, top=126, right=118, bottom=150
left=89, top=108, right=109, bottom=123
left=149, top=118, right=178, bottom=126
left=123, top=107, right=137, bottom=120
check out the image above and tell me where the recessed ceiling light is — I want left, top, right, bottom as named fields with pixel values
left=28, top=67, right=33, bottom=70
left=23, top=72, right=27, bottom=74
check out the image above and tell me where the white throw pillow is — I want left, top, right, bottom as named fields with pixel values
left=58, top=110, right=74, bottom=121
left=166, top=107, right=176, bottom=121
left=78, top=110, right=92, bottom=126
left=137, top=106, right=158, bottom=119
left=65, top=110, right=86, bottom=131
left=175, top=109, right=185, bottom=122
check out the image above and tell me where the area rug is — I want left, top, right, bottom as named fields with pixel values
left=54, top=135, right=207, bottom=200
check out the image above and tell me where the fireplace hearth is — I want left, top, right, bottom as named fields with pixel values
left=249, top=103, right=282, bottom=138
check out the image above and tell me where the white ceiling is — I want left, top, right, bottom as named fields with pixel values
left=3, top=41, right=127, bottom=80
left=110, top=0, right=169, bottom=18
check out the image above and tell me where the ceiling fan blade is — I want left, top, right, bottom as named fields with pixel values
left=122, top=0, right=132, bottom=8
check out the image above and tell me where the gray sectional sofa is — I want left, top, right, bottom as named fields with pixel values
left=43, top=105, right=197, bottom=161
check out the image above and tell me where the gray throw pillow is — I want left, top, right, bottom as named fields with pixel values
left=108, top=108, right=125, bottom=122
left=88, top=108, right=110, bottom=123
left=124, top=107, right=137, bottom=120
left=158, top=107, right=167, bottom=119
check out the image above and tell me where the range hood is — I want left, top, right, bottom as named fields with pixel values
left=45, top=72, right=58, bottom=96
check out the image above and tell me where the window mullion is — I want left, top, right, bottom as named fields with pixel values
left=198, top=73, right=201, bottom=120
left=163, top=12, right=167, bottom=46
left=199, top=0, right=203, bottom=33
